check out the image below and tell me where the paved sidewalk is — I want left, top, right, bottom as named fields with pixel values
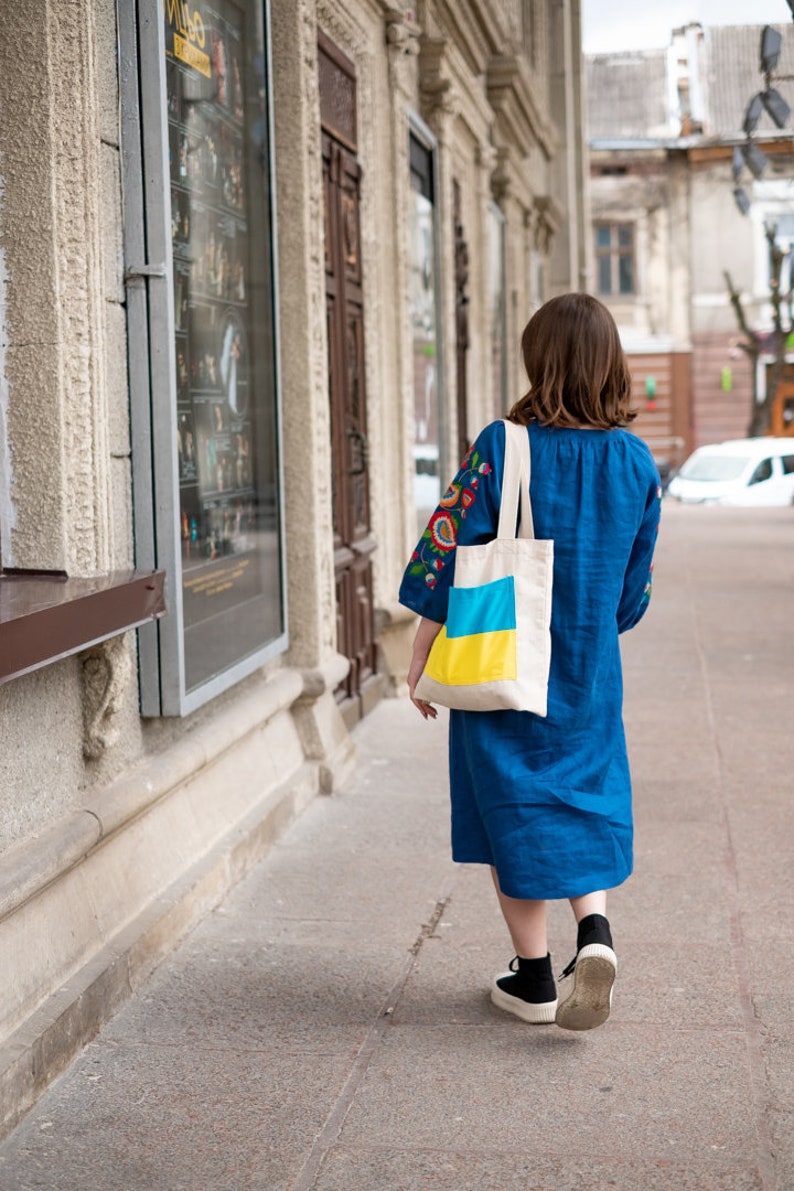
left=1, top=505, right=793, bottom=1190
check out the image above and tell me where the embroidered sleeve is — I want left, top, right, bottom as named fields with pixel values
left=398, top=426, right=500, bottom=623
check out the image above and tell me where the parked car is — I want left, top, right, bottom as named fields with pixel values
left=666, top=438, right=794, bottom=506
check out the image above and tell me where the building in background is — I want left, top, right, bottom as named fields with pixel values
left=0, top=0, right=587, bottom=1135
left=587, top=21, right=794, bottom=470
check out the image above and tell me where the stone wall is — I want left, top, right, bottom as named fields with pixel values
left=0, top=0, right=585, bottom=1136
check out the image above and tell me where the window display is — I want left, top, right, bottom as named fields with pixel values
left=164, top=0, right=284, bottom=695
left=409, top=130, right=441, bottom=536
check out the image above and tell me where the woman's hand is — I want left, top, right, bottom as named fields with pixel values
left=408, top=617, right=442, bottom=720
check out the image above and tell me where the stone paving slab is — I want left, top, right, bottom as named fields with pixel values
left=0, top=505, right=793, bottom=1190
left=335, top=1021, right=754, bottom=1157
left=97, top=937, right=411, bottom=1057
left=313, top=1148, right=765, bottom=1191
left=0, top=1040, right=353, bottom=1191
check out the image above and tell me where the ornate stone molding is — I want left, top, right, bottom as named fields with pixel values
left=418, top=35, right=457, bottom=123
left=533, top=195, right=563, bottom=254
left=487, top=54, right=557, bottom=162
left=81, top=634, right=132, bottom=759
left=382, top=5, right=420, bottom=56
left=491, top=145, right=512, bottom=204
left=434, top=0, right=507, bottom=76
left=316, top=0, right=368, bottom=62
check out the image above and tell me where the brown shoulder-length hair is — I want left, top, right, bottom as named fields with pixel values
left=508, top=293, right=636, bottom=429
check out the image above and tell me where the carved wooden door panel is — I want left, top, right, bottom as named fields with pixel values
left=319, top=32, right=379, bottom=725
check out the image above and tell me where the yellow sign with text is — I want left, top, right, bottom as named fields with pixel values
left=173, top=31, right=211, bottom=77
left=165, top=0, right=211, bottom=77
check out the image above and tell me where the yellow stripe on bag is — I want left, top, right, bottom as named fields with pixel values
left=424, top=627, right=518, bottom=687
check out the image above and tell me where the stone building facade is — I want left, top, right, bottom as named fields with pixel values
left=587, top=22, right=794, bottom=465
left=0, top=0, right=586, bottom=1132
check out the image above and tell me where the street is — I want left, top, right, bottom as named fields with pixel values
left=0, top=503, right=792, bottom=1190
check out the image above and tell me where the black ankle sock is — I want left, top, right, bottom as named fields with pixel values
left=496, top=953, right=556, bottom=1004
left=516, top=953, right=553, bottom=977
left=576, top=914, right=613, bottom=951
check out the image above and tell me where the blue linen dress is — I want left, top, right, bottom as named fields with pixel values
left=398, top=420, right=661, bottom=900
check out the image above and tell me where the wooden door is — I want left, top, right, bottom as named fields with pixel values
left=319, top=32, right=380, bottom=725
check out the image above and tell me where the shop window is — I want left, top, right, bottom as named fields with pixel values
left=409, top=120, right=443, bottom=534
left=595, top=222, right=635, bottom=296
left=120, top=0, right=286, bottom=715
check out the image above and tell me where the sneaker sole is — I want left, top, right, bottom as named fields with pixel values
left=490, top=977, right=558, bottom=1024
left=555, top=944, right=617, bottom=1032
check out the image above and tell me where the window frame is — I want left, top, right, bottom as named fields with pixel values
left=594, top=221, right=636, bottom=297
left=119, top=0, right=287, bottom=717
left=407, top=111, right=446, bottom=521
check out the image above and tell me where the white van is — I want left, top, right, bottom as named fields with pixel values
left=666, top=438, right=794, bottom=506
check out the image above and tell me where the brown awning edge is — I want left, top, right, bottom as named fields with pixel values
left=0, top=569, right=166, bottom=685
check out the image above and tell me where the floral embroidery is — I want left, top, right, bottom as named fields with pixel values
left=407, top=448, right=492, bottom=587
left=429, top=510, right=457, bottom=551
left=641, top=537, right=658, bottom=610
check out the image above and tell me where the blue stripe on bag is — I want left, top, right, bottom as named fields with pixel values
left=446, top=575, right=517, bottom=639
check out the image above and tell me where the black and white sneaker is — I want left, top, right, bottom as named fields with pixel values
left=555, top=914, right=617, bottom=1032
left=490, top=954, right=558, bottom=1024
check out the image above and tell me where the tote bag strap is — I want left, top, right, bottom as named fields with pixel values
left=498, top=419, right=535, bottom=540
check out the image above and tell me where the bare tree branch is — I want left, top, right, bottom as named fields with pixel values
left=765, top=222, right=785, bottom=334
left=723, top=270, right=758, bottom=352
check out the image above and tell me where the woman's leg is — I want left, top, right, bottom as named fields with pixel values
left=556, top=889, right=616, bottom=1033
left=489, top=868, right=557, bottom=1023
left=569, top=890, right=607, bottom=922
left=490, top=867, right=548, bottom=958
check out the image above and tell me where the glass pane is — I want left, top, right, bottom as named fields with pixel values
left=749, top=459, right=773, bottom=485
left=597, top=254, right=612, bottom=294
left=617, top=224, right=633, bottom=248
left=409, top=134, right=433, bottom=202
left=409, top=190, right=439, bottom=535
left=165, top=0, right=284, bottom=693
left=595, top=225, right=611, bottom=248
left=618, top=252, right=634, bottom=294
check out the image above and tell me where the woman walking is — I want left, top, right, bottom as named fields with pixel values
left=398, top=293, right=661, bottom=1031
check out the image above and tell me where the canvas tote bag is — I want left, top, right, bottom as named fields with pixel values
left=414, top=419, right=553, bottom=714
